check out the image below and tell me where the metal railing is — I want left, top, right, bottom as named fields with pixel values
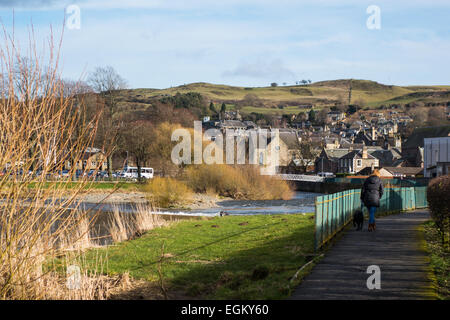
left=314, top=186, right=428, bottom=250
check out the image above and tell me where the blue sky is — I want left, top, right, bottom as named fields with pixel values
left=1, top=0, right=449, bottom=88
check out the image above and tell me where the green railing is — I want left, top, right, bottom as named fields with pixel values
left=325, top=177, right=430, bottom=187
left=314, top=186, right=428, bottom=250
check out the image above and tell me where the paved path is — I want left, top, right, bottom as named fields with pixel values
left=291, top=210, right=436, bottom=300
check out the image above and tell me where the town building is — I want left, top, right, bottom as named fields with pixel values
left=423, top=136, right=450, bottom=177
left=65, top=147, right=108, bottom=171
left=378, top=167, right=423, bottom=178
left=337, top=147, right=379, bottom=174
left=402, top=125, right=450, bottom=167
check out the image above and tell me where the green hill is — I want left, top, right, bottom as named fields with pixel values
left=114, top=79, right=449, bottom=117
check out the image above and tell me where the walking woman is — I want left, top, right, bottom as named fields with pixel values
left=361, top=169, right=384, bottom=231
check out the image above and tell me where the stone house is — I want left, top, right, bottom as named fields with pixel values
left=337, top=147, right=379, bottom=174
left=315, top=148, right=351, bottom=174
left=65, top=148, right=108, bottom=171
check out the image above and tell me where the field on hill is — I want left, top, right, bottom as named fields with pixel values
left=113, top=79, right=449, bottom=117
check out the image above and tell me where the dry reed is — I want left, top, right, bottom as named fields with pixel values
left=0, top=25, right=118, bottom=299
left=107, top=203, right=168, bottom=243
left=185, top=164, right=293, bottom=200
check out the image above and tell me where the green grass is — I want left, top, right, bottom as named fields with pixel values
left=85, top=213, right=316, bottom=299
left=423, top=221, right=450, bottom=299
left=25, top=181, right=142, bottom=191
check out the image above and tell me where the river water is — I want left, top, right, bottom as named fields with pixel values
left=78, top=191, right=322, bottom=217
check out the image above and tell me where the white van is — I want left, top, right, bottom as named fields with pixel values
left=120, top=167, right=154, bottom=179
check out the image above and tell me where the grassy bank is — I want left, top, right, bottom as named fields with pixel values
left=24, top=181, right=142, bottom=191
left=423, top=221, right=450, bottom=299
left=185, top=165, right=293, bottom=200
left=84, top=213, right=315, bottom=299
left=143, top=165, right=294, bottom=208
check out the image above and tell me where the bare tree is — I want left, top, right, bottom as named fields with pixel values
left=120, top=121, right=153, bottom=182
left=292, top=141, right=321, bottom=173
left=88, top=66, right=127, bottom=96
left=61, top=79, right=93, bottom=98
left=296, top=111, right=308, bottom=122
left=317, top=107, right=331, bottom=125
left=88, top=66, right=128, bottom=176
left=147, top=122, right=187, bottom=177
left=427, top=107, right=448, bottom=126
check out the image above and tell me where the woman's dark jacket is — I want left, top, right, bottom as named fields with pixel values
left=361, top=175, right=384, bottom=207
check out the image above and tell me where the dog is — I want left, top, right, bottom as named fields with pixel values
left=219, top=211, right=229, bottom=217
left=353, top=209, right=364, bottom=231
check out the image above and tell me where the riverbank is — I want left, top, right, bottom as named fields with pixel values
left=75, top=191, right=232, bottom=210
left=74, top=191, right=319, bottom=217
left=83, top=213, right=316, bottom=299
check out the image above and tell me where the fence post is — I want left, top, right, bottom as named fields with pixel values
left=314, top=196, right=321, bottom=251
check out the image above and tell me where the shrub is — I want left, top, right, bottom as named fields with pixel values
left=427, top=174, right=450, bottom=245
left=184, top=164, right=293, bottom=200
left=144, top=177, right=191, bottom=208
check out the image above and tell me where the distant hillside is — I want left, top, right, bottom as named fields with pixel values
left=113, top=79, right=450, bottom=117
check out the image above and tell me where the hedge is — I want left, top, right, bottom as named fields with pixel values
left=427, top=174, right=450, bottom=245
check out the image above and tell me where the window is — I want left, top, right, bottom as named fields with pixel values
left=357, top=159, right=362, bottom=167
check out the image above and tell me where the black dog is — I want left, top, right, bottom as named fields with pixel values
left=353, top=209, right=364, bottom=231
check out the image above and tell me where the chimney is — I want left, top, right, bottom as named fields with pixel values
left=362, top=146, right=368, bottom=159
left=371, top=127, right=377, bottom=140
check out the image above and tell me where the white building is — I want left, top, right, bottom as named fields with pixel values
left=424, top=137, right=450, bottom=177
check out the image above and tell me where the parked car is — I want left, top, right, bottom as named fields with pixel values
left=97, top=171, right=109, bottom=179
left=318, top=172, right=335, bottom=177
left=119, top=166, right=154, bottom=179
left=75, top=169, right=83, bottom=179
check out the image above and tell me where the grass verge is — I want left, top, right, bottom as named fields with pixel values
left=25, top=181, right=142, bottom=191
left=84, top=213, right=315, bottom=299
left=423, top=221, right=450, bottom=299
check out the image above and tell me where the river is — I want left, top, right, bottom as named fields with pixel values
left=77, top=191, right=322, bottom=217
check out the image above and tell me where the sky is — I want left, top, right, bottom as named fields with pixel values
left=0, top=0, right=449, bottom=89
